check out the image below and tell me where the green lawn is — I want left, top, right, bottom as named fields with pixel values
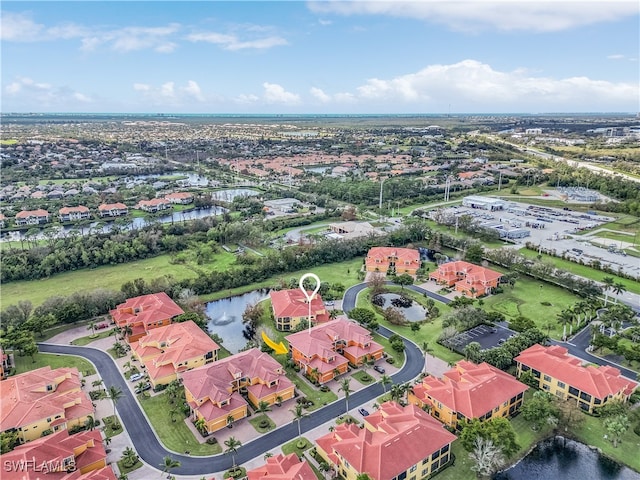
left=102, top=415, right=123, bottom=437
left=138, top=391, right=221, bottom=456
left=249, top=414, right=276, bottom=433
left=571, top=413, right=640, bottom=472
left=13, top=351, right=96, bottom=376
left=518, top=249, right=640, bottom=295
left=351, top=370, right=375, bottom=385
left=281, top=437, right=313, bottom=457
left=282, top=366, right=338, bottom=411
left=117, top=459, right=143, bottom=475
left=71, top=329, right=116, bottom=346
left=2, top=250, right=238, bottom=308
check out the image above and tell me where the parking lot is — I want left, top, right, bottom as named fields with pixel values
left=442, top=324, right=518, bottom=354
left=438, top=198, right=638, bottom=279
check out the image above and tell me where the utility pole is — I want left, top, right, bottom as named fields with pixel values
left=498, top=172, right=503, bottom=191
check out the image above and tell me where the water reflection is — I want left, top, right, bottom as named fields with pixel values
left=494, top=437, right=639, bottom=480
left=205, top=289, right=270, bottom=354
left=376, top=293, right=427, bottom=322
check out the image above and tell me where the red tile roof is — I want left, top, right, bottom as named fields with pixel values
left=16, top=209, right=50, bottom=218
left=515, top=344, right=638, bottom=399
left=412, top=360, right=528, bottom=419
left=132, top=321, right=219, bottom=383
left=59, top=206, right=89, bottom=214
left=98, top=203, right=127, bottom=211
left=181, top=348, right=293, bottom=408
left=0, top=430, right=114, bottom=480
left=247, top=453, right=316, bottom=480
left=0, top=366, right=93, bottom=432
left=365, top=247, right=420, bottom=270
left=317, top=402, right=456, bottom=480
left=136, top=198, right=171, bottom=208
left=270, top=289, right=328, bottom=323
left=110, top=292, right=184, bottom=328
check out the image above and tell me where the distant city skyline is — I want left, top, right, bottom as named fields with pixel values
left=2, top=1, right=639, bottom=114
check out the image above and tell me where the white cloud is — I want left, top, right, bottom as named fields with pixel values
left=608, top=54, right=626, bottom=60
left=83, top=24, right=181, bottom=53
left=332, top=60, right=638, bottom=111
left=0, top=12, right=45, bottom=41
left=235, top=93, right=260, bottom=104
left=3, top=77, right=93, bottom=106
left=262, top=83, right=301, bottom=105
left=131, top=80, right=208, bottom=106
left=307, top=1, right=639, bottom=32
left=310, top=87, right=331, bottom=103
left=187, top=31, right=287, bottom=50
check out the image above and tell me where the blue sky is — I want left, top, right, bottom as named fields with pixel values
left=2, top=1, right=639, bottom=114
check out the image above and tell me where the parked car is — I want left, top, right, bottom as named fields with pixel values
left=130, top=373, right=144, bottom=382
left=373, top=365, right=386, bottom=374
left=95, top=323, right=109, bottom=330
left=358, top=408, right=370, bottom=417
left=134, top=382, right=151, bottom=394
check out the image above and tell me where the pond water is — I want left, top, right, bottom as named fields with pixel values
left=304, top=166, right=332, bottom=174
left=210, top=188, right=260, bottom=202
left=494, top=437, right=639, bottom=480
left=377, top=293, right=427, bottom=322
left=133, top=171, right=210, bottom=186
left=205, top=289, right=270, bottom=353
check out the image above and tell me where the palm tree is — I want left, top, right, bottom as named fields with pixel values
left=224, top=436, right=242, bottom=470
left=611, top=282, right=626, bottom=303
left=84, top=415, right=96, bottom=430
left=123, top=361, right=132, bottom=373
left=88, top=322, right=96, bottom=336
left=379, top=374, right=392, bottom=393
left=92, top=379, right=104, bottom=391
left=361, top=355, right=374, bottom=378
left=121, top=446, right=138, bottom=468
left=169, top=407, right=180, bottom=423
left=159, top=456, right=181, bottom=478
left=194, top=418, right=207, bottom=435
left=255, top=400, right=271, bottom=419
left=108, top=386, right=124, bottom=426
left=556, top=309, right=574, bottom=341
left=338, top=378, right=353, bottom=414
left=290, top=403, right=307, bottom=438
left=226, top=414, right=235, bottom=428
left=602, top=276, right=615, bottom=305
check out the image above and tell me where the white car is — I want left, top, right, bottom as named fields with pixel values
left=130, top=373, right=144, bottom=382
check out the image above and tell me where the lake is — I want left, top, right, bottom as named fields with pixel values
left=205, top=289, right=270, bottom=353
left=494, top=436, right=639, bottom=480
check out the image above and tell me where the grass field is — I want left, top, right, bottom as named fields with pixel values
left=518, top=248, right=640, bottom=295
left=2, top=250, right=238, bottom=307
left=138, top=391, right=221, bottom=456
left=13, top=351, right=96, bottom=376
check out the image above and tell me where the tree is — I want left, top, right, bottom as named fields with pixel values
left=464, top=244, right=485, bottom=264
left=194, top=418, right=207, bottom=435
left=159, top=455, right=181, bottom=478
left=604, top=414, right=630, bottom=448
left=84, top=415, right=96, bottom=431
left=226, top=414, right=235, bottom=428
left=290, top=403, right=307, bottom=438
left=463, top=342, right=482, bottom=363
left=108, top=386, right=124, bottom=427
left=348, top=308, right=376, bottom=327
left=460, top=417, right=519, bottom=457
left=121, top=447, right=138, bottom=468
left=379, top=374, right=392, bottom=393
left=367, top=273, right=387, bottom=296
left=602, top=276, right=615, bottom=305
left=611, top=282, right=626, bottom=303
left=339, top=378, right=353, bottom=414
left=224, top=436, right=242, bottom=469
left=255, top=400, right=271, bottom=419
left=468, top=437, right=505, bottom=478
left=522, top=391, right=557, bottom=431
left=394, top=273, right=414, bottom=290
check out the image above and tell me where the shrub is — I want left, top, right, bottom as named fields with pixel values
left=206, top=437, right=218, bottom=445
left=385, top=357, right=395, bottom=364
left=540, top=301, right=552, bottom=306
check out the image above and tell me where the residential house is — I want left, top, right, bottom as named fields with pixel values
left=316, top=401, right=457, bottom=480
left=165, top=192, right=194, bottom=204
left=98, top=203, right=128, bottom=218
left=59, top=206, right=91, bottom=222
left=131, top=320, right=220, bottom=388
left=286, top=319, right=384, bottom=384
left=515, top=344, right=638, bottom=413
left=47, top=190, right=64, bottom=200
left=110, top=292, right=184, bottom=343
left=270, top=289, right=329, bottom=332
left=0, top=429, right=116, bottom=479
left=365, top=247, right=421, bottom=275
left=136, top=198, right=171, bottom=213
left=247, top=453, right=316, bottom=480
left=15, top=209, right=50, bottom=226
left=181, top=348, right=294, bottom=434
left=409, top=360, right=528, bottom=430
left=0, top=366, right=94, bottom=443
left=429, top=260, right=502, bottom=298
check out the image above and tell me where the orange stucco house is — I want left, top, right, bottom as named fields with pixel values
left=429, top=260, right=502, bottom=297
left=270, top=289, right=329, bottom=332
left=0, top=429, right=116, bottom=479
left=286, top=319, right=384, bottom=384
left=180, top=348, right=295, bottom=434
left=365, top=247, right=421, bottom=275
left=110, top=292, right=184, bottom=343
left=247, top=453, right=316, bottom=480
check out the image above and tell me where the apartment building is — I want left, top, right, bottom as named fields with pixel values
left=247, top=453, right=316, bottom=480
left=110, top=292, right=184, bottom=343
left=15, top=209, right=50, bottom=226
left=58, top=206, right=91, bottom=222
left=429, top=260, right=502, bottom=297
left=365, top=247, right=421, bottom=276
left=270, top=289, right=329, bottom=332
